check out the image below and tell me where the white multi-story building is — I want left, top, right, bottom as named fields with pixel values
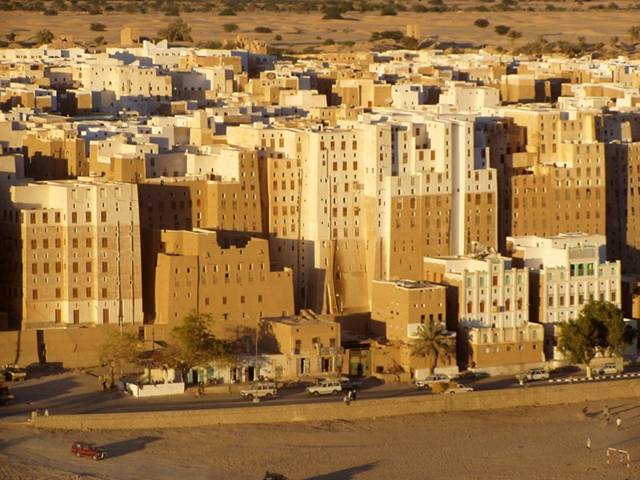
left=507, top=233, right=622, bottom=359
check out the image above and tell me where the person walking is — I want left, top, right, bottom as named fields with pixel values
left=616, top=417, right=622, bottom=430
left=586, top=437, right=591, bottom=452
left=603, top=405, right=610, bottom=423
left=343, top=393, right=351, bottom=406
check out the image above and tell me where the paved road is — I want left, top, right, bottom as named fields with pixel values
left=1, top=365, right=639, bottom=420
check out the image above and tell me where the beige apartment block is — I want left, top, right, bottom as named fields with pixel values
left=370, top=279, right=447, bottom=342
left=606, top=141, right=640, bottom=273
left=260, top=314, right=343, bottom=378
left=22, top=128, right=87, bottom=180
left=152, top=229, right=294, bottom=341
left=0, top=179, right=142, bottom=329
left=507, top=233, right=621, bottom=359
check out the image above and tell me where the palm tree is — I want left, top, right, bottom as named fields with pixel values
left=410, top=322, right=454, bottom=374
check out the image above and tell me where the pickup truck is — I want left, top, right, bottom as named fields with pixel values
left=596, top=363, right=620, bottom=375
left=415, top=374, right=450, bottom=390
left=240, top=382, right=278, bottom=401
left=3, top=365, right=26, bottom=382
left=306, top=379, right=342, bottom=396
left=444, top=384, right=474, bottom=394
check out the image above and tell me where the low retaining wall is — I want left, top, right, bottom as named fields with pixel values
left=32, top=379, right=640, bottom=431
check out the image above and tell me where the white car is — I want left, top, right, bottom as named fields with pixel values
left=415, top=374, right=449, bottom=390
left=523, top=369, right=549, bottom=382
left=306, top=379, right=342, bottom=396
left=444, top=384, right=474, bottom=394
left=597, top=363, right=620, bottom=375
left=240, top=382, right=278, bottom=400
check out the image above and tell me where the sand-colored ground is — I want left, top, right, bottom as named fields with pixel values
left=1, top=399, right=639, bottom=480
left=0, top=10, right=637, bottom=51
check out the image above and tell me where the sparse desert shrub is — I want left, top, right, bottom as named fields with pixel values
left=43, top=9, right=58, bottom=16
left=507, top=30, right=522, bottom=40
left=254, top=26, right=272, bottom=33
left=380, top=5, right=397, bottom=16
left=412, top=3, right=428, bottom=12
left=494, top=25, right=511, bottom=35
left=370, top=30, right=404, bottom=42
left=474, top=18, right=489, bottom=28
left=218, top=8, right=236, bottom=16
left=165, top=5, right=180, bottom=16
left=323, top=38, right=335, bottom=45
left=158, top=18, right=192, bottom=42
left=223, top=23, right=239, bottom=32
left=35, top=29, right=54, bottom=45
left=274, top=34, right=283, bottom=41
left=322, top=7, right=345, bottom=19
left=90, top=22, right=106, bottom=32
left=93, top=35, right=105, bottom=45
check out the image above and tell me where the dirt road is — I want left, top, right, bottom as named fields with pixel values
left=1, top=399, right=638, bottom=480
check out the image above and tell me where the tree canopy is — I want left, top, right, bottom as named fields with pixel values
left=558, top=300, right=636, bottom=376
left=99, top=329, right=145, bottom=383
left=164, top=312, right=235, bottom=382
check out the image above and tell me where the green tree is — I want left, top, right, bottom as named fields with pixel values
left=35, top=29, right=54, bottom=45
left=90, top=22, right=106, bottom=32
left=158, top=18, right=192, bottom=42
left=100, top=329, right=145, bottom=387
left=164, top=312, right=235, bottom=384
left=474, top=19, right=490, bottom=28
left=558, top=301, right=635, bottom=377
left=410, top=322, right=454, bottom=374
left=494, top=25, right=511, bottom=36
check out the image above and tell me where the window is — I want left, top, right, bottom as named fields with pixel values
left=101, top=262, right=108, bottom=273
left=100, top=211, right=107, bottom=222
left=32, top=289, right=38, bottom=300
left=101, top=288, right=107, bottom=298
left=85, top=212, right=92, bottom=222
left=72, top=262, right=78, bottom=274
left=71, top=212, right=77, bottom=223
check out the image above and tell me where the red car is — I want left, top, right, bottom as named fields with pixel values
left=70, top=442, right=106, bottom=460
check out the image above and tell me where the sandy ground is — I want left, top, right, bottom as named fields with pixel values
left=1, top=399, right=639, bottom=480
left=0, top=10, right=638, bottom=51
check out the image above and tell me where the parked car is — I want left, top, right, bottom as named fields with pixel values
left=523, top=368, right=549, bottom=382
left=306, top=379, right=342, bottom=396
left=415, top=374, right=449, bottom=390
left=3, top=365, right=26, bottom=382
left=0, top=385, right=14, bottom=406
left=240, top=382, right=278, bottom=401
left=444, top=384, right=474, bottom=394
left=596, top=363, right=620, bottom=375
left=70, top=442, right=105, bottom=460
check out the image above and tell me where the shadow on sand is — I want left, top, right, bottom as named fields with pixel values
left=100, top=436, right=161, bottom=459
left=306, top=462, right=377, bottom=480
